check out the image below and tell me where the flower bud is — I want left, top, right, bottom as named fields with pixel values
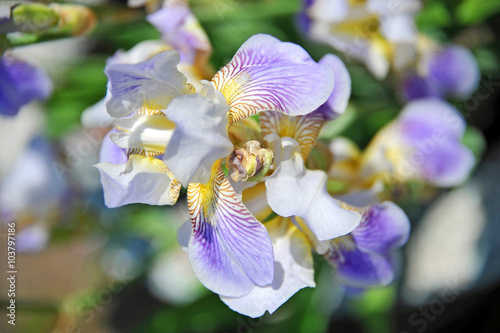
left=227, top=141, right=274, bottom=182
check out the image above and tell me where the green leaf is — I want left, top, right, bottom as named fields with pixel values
left=462, top=126, right=486, bottom=162
left=456, top=0, right=500, bottom=24
left=416, top=1, right=452, bottom=28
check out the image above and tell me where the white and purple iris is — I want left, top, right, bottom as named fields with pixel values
left=95, top=32, right=413, bottom=317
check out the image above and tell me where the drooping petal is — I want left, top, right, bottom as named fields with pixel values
left=105, top=50, right=194, bottom=118
left=317, top=53, right=351, bottom=118
left=0, top=55, right=52, bottom=116
left=352, top=201, right=410, bottom=254
left=333, top=247, right=394, bottom=288
left=99, top=128, right=128, bottom=165
left=260, top=111, right=326, bottom=160
left=187, top=163, right=274, bottom=297
left=96, top=154, right=180, bottom=208
left=266, top=152, right=361, bottom=241
left=163, top=82, right=233, bottom=186
left=427, top=45, right=480, bottom=99
left=212, top=34, right=334, bottom=124
left=221, top=218, right=315, bottom=318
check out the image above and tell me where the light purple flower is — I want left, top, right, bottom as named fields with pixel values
left=362, top=98, right=475, bottom=187
left=0, top=55, right=52, bottom=116
left=402, top=45, right=480, bottom=101
left=97, top=34, right=337, bottom=301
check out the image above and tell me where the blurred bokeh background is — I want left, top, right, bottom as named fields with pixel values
left=1, top=0, right=500, bottom=332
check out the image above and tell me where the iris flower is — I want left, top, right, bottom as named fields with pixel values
left=96, top=34, right=364, bottom=300
left=219, top=56, right=409, bottom=316
left=301, top=0, right=421, bottom=79
left=328, top=98, right=475, bottom=205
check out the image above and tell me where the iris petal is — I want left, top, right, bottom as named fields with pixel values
left=212, top=34, right=334, bottom=124
left=266, top=152, right=361, bottom=241
left=187, top=163, right=274, bottom=297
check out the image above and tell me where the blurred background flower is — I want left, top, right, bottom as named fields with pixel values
left=0, top=0, right=500, bottom=332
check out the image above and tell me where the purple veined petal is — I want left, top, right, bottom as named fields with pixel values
left=96, top=154, right=181, bottom=208
left=317, top=53, right=352, bottom=119
left=334, top=248, right=394, bottom=288
left=351, top=201, right=410, bottom=254
left=427, top=45, right=480, bottom=99
left=397, top=99, right=475, bottom=186
left=105, top=50, right=194, bottom=118
left=187, top=163, right=274, bottom=297
left=99, top=128, right=128, bottom=165
left=147, top=5, right=211, bottom=64
left=212, top=34, right=335, bottom=124
left=266, top=152, right=361, bottom=241
left=0, top=55, right=52, bottom=116
left=221, top=219, right=315, bottom=318
left=163, top=81, right=233, bottom=186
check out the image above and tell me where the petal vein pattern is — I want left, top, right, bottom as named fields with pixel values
left=212, top=34, right=334, bottom=124
left=260, top=111, right=326, bottom=160
left=187, top=164, right=274, bottom=297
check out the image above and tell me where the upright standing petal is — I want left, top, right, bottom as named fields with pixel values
left=105, top=50, right=194, bottom=117
left=221, top=218, right=315, bottom=318
left=317, top=53, right=352, bottom=118
left=260, top=111, right=326, bottom=160
left=163, top=82, right=233, bottom=186
left=187, top=163, right=274, bottom=297
left=212, top=34, right=334, bottom=124
left=266, top=152, right=361, bottom=241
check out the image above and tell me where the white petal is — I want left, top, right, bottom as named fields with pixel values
left=81, top=98, right=113, bottom=129
left=266, top=153, right=361, bottom=241
left=111, top=113, right=175, bottom=152
left=221, top=221, right=315, bottom=318
left=96, top=155, right=180, bottom=208
left=163, top=81, right=233, bottom=186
